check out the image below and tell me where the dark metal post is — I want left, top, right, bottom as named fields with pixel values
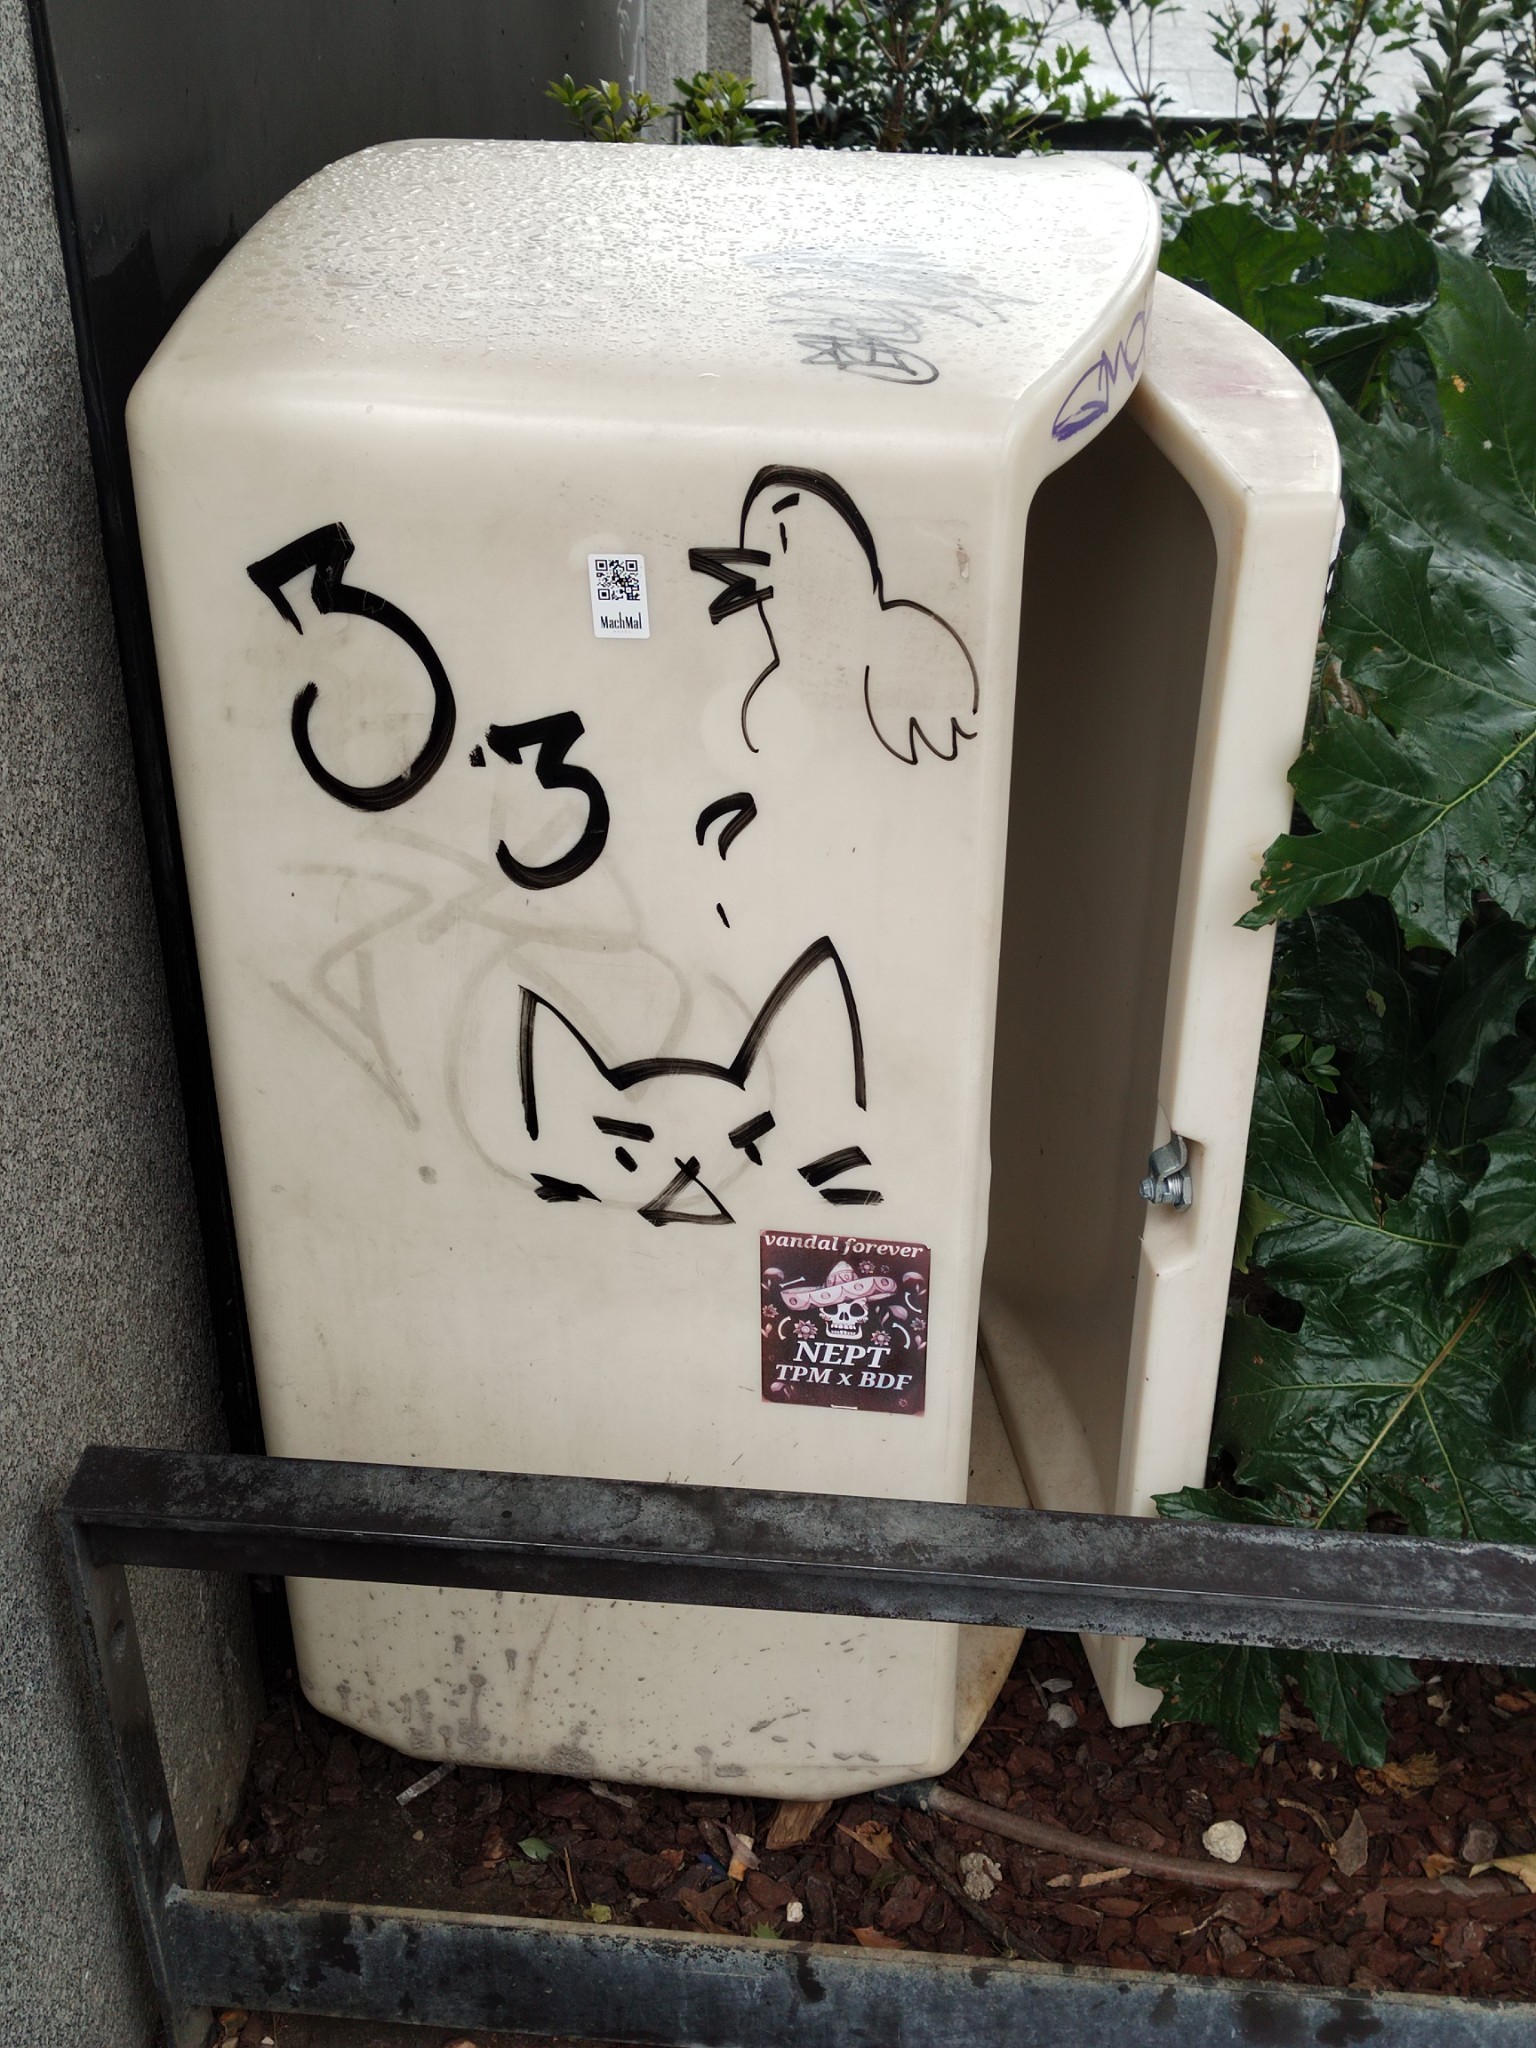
left=58, top=1517, right=206, bottom=2048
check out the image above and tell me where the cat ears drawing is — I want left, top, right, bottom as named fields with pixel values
left=689, top=465, right=978, bottom=766
left=476, top=936, right=879, bottom=1226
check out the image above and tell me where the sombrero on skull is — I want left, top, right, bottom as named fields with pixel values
left=779, top=1259, right=897, bottom=1314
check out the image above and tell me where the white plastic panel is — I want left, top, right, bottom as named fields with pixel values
left=982, top=275, right=1341, bottom=1724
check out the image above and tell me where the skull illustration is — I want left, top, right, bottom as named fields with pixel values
left=821, top=1297, right=868, bottom=1340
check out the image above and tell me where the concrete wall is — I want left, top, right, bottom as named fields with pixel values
left=0, top=1, right=261, bottom=2041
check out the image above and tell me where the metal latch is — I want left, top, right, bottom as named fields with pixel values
left=1140, top=1133, right=1193, bottom=1208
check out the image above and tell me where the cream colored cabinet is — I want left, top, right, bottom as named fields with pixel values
left=129, top=140, right=1336, bottom=1792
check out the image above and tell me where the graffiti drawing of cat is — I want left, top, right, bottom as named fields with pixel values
left=456, top=935, right=883, bottom=1225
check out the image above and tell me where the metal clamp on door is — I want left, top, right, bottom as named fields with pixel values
left=1140, top=1132, right=1193, bottom=1208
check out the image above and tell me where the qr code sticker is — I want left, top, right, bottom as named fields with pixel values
left=593, top=556, right=642, bottom=604
left=588, top=553, right=649, bottom=638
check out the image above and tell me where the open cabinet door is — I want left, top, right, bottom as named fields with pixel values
left=982, top=274, right=1342, bottom=1724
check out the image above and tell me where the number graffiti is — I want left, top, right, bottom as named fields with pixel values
left=485, top=712, right=610, bottom=891
left=246, top=523, right=456, bottom=812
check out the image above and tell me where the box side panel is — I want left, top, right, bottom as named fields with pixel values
left=983, top=414, right=1216, bottom=1512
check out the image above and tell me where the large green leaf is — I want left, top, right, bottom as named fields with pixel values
left=1428, top=919, right=1536, bottom=1162
left=1133, top=1636, right=1413, bottom=1769
left=1136, top=1485, right=1418, bottom=1767
left=1429, top=254, right=1536, bottom=524
left=1296, top=1651, right=1419, bottom=1766
left=1261, top=225, right=1438, bottom=411
left=1161, top=208, right=1440, bottom=411
left=1454, top=1074, right=1536, bottom=1287
left=1242, top=254, right=1536, bottom=949
left=1219, top=1062, right=1536, bottom=1542
left=1135, top=1637, right=1285, bottom=1765
left=1483, top=161, right=1536, bottom=282
left=1240, top=1055, right=1460, bottom=1303
left=1223, top=1270, right=1536, bottom=1537
left=1159, top=206, right=1323, bottom=329
left=1268, top=905, right=1428, bottom=1137
left=1426, top=917, right=1536, bottom=1090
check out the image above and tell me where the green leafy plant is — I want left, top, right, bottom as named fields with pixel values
left=548, top=66, right=765, bottom=147
left=1138, top=172, right=1536, bottom=1765
left=552, top=2, right=1111, bottom=157
left=546, top=74, right=670, bottom=143
left=1080, top=0, right=1419, bottom=222
left=1392, top=0, right=1508, bottom=237
left=789, top=0, right=1114, bottom=152
left=1482, top=158, right=1536, bottom=303
left=1502, top=0, right=1536, bottom=145
left=672, top=68, right=765, bottom=144
left=1271, top=1029, right=1341, bottom=1092
left=1244, top=252, right=1536, bottom=944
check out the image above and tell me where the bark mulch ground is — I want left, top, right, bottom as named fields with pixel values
left=204, top=1630, right=1536, bottom=2048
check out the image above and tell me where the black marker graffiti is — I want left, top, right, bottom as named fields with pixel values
left=799, top=1143, right=883, bottom=1206
left=689, top=547, right=773, bottom=625
left=533, top=1173, right=598, bottom=1204
left=640, top=1157, right=734, bottom=1229
left=515, top=938, right=868, bottom=1226
left=691, top=466, right=978, bottom=765
left=595, top=1116, right=654, bottom=1140
left=695, top=792, right=758, bottom=860
left=519, top=934, right=865, bottom=1140
left=486, top=712, right=610, bottom=891
left=799, top=1145, right=871, bottom=1186
left=730, top=1111, right=775, bottom=1165
left=247, top=523, right=456, bottom=812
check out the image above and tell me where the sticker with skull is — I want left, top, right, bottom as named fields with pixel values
left=760, top=1235, right=928, bottom=1415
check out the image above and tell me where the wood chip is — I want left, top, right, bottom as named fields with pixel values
left=837, top=1819, right=894, bottom=1861
left=765, top=1799, right=833, bottom=1852
left=1358, top=1752, right=1440, bottom=1796
left=1332, top=1808, right=1369, bottom=1878
left=852, top=1925, right=903, bottom=1948
left=1277, top=1797, right=1333, bottom=1842
left=1077, top=1865, right=1133, bottom=1888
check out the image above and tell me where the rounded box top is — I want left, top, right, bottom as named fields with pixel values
left=139, top=140, right=1159, bottom=440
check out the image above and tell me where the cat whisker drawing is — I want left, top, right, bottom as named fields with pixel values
left=506, top=936, right=879, bottom=1225
left=690, top=465, right=978, bottom=766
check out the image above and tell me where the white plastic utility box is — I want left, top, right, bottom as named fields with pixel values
left=128, top=141, right=1339, bottom=1794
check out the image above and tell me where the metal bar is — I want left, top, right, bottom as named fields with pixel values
left=163, top=1888, right=1533, bottom=2046
left=56, top=1521, right=207, bottom=2048
left=59, top=1446, right=1536, bottom=2047
left=65, top=1444, right=1536, bottom=1664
